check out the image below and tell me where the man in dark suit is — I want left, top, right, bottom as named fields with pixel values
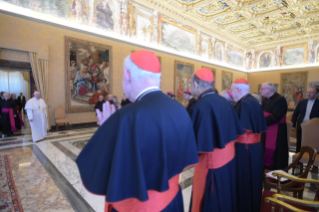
left=292, top=87, right=319, bottom=153
left=17, top=93, right=26, bottom=114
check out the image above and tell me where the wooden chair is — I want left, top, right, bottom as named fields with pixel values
left=262, top=171, right=319, bottom=212
left=293, top=118, right=319, bottom=167
left=55, top=105, right=69, bottom=131
left=264, top=146, right=317, bottom=199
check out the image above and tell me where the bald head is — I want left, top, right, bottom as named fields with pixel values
left=307, top=87, right=317, bottom=100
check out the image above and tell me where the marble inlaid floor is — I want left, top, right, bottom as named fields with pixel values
left=0, top=116, right=317, bottom=212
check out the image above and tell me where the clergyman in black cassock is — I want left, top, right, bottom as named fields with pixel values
left=189, top=68, right=244, bottom=212
left=17, top=93, right=26, bottom=114
left=94, top=95, right=105, bottom=112
left=76, top=50, right=198, bottom=212
left=231, top=79, right=268, bottom=212
left=0, top=93, right=17, bottom=137
left=260, top=82, right=288, bottom=170
left=11, top=94, right=22, bottom=130
left=291, top=87, right=319, bottom=153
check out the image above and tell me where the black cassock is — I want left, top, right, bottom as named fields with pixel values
left=261, top=92, right=288, bottom=170
left=186, top=97, right=197, bottom=115
left=94, top=100, right=105, bottom=112
left=233, top=94, right=267, bottom=212
left=76, top=90, right=198, bottom=212
left=14, top=99, right=22, bottom=130
left=0, top=99, right=17, bottom=135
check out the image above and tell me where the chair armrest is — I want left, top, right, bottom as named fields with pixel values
left=273, top=194, right=319, bottom=208
left=272, top=172, right=319, bottom=185
left=265, top=197, right=309, bottom=212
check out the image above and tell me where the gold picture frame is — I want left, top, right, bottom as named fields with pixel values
left=65, top=37, right=113, bottom=113
left=281, top=43, right=308, bottom=67
left=222, top=71, right=233, bottom=90
left=174, top=61, right=194, bottom=103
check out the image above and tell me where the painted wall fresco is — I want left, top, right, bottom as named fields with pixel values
left=281, top=72, right=308, bottom=106
left=1, top=0, right=247, bottom=69
left=174, top=61, right=194, bottom=103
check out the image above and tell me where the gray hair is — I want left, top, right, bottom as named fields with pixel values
left=262, top=82, right=276, bottom=92
left=193, top=74, right=214, bottom=90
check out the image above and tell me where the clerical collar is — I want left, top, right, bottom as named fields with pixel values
left=198, top=89, right=215, bottom=99
left=308, top=98, right=316, bottom=102
left=136, top=86, right=160, bottom=101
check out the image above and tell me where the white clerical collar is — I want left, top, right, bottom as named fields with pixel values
left=135, top=86, right=160, bottom=101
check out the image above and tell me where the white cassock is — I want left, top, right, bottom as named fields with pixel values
left=25, top=97, right=48, bottom=142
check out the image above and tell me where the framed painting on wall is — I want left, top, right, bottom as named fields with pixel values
left=222, top=71, right=233, bottom=90
left=281, top=72, right=308, bottom=106
left=65, top=37, right=112, bottom=113
left=174, top=61, right=194, bottom=103
left=282, top=43, right=308, bottom=67
left=159, top=16, right=197, bottom=55
left=310, top=82, right=319, bottom=88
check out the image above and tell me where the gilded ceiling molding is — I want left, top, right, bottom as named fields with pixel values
left=197, top=1, right=230, bottom=17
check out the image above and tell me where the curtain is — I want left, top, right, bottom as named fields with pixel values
left=29, top=52, right=51, bottom=130
left=8, top=71, right=30, bottom=100
left=0, top=70, right=30, bottom=100
left=0, top=71, right=9, bottom=92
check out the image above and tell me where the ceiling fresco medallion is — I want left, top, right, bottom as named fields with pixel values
left=250, top=0, right=287, bottom=16
left=228, top=22, right=256, bottom=33
left=197, top=1, right=230, bottom=17
left=214, top=12, right=245, bottom=25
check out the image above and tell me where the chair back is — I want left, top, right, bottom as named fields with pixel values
left=55, top=105, right=65, bottom=120
left=301, top=118, right=319, bottom=151
left=287, top=146, right=317, bottom=179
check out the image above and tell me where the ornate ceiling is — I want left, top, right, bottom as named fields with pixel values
left=138, top=0, right=319, bottom=49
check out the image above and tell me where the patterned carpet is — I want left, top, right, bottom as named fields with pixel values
left=0, top=155, right=23, bottom=212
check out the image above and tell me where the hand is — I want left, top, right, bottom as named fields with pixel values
left=96, top=101, right=116, bottom=126
left=292, top=127, right=296, bottom=131
left=14, top=115, right=16, bottom=117
left=30, top=119, right=33, bottom=122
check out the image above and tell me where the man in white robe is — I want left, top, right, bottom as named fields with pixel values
left=25, top=92, right=48, bottom=142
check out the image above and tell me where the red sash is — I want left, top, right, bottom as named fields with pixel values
left=2, top=108, right=17, bottom=132
left=263, top=112, right=286, bottom=167
left=105, top=174, right=180, bottom=212
left=191, top=141, right=236, bottom=212
left=237, top=130, right=261, bottom=147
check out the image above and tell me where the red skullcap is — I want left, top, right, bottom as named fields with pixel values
left=234, top=78, right=249, bottom=85
left=195, top=68, right=214, bottom=82
left=167, top=91, right=174, bottom=96
left=184, top=90, right=191, bottom=94
left=130, top=50, right=160, bottom=73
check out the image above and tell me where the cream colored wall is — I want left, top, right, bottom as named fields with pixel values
left=0, top=14, right=247, bottom=125
left=248, top=67, right=319, bottom=94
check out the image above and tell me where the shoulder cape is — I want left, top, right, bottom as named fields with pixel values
left=76, top=91, right=198, bottom=202
left=191, top=93, right=244, bottom=152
